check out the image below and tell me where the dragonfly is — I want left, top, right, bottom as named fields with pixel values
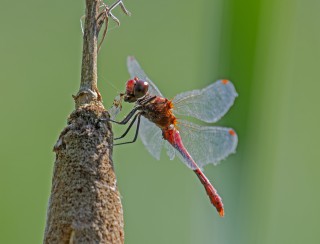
left=109, top=56, right=238, bottom=216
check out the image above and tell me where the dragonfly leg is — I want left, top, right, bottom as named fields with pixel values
left=114, top=113, right=141, bottom=146
left=105, top=105, right=141, bottom=125
left=114, top=112, right=141, bottom=140
left=106, top=95, right=154, bottom=124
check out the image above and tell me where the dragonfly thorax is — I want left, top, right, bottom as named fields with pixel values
left=168, top=124, right=175, bottom=130
left=140, top=96, right=177, bottom=130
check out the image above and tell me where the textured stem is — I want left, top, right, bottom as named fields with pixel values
left=76, top=0, right=101, bottom=107
left=43, top=0, right=124, bottom=243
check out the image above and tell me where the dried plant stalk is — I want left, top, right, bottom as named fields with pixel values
left=43, top=0, right=124, bottom=243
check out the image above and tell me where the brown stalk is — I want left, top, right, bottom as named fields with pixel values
left=43, top=0, right=125, bottom=243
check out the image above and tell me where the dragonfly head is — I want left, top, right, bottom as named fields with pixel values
left=124, top=77, right=149, bottom=103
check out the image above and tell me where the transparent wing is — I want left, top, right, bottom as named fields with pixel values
left=108, top=105, right=121, bottom=120
left=171, top=120, right=238, bottom=169
left=127, top=56, right=163, bottom=97
left=164, top=140, right=176, bottom=160
left=172, top=80, right=238, bottom=123
left=139, top=116, right=164, bottom=160
left=108, top=94, right=124, bottom=119
left=127, top=56, right=165, bottom=159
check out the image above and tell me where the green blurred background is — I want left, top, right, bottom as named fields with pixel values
left=1, top=0, right=319, bottom=243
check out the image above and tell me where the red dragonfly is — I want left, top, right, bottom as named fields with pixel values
left=109, top=57, right=238, bottom=216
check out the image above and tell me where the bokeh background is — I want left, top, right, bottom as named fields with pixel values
left=1, top=0, right=319, bottom=243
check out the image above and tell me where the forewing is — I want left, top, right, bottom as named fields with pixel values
left=108, top=94, right=124, bottom=119
left=177, top=120, right=238, bottom=169
left=127, top=56, right=165, bottom=160
left=127, top=56, right=163, bottom=97
left=172, top=80, right=238, bottom=123
left=138, top=116, right=164, bottom=160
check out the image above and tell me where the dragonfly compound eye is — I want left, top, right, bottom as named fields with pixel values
left=125, top=79, right=137, bottom=95
left=124, top=78, right=138, bottom=103
left=134, top=79, right=149, bottom=98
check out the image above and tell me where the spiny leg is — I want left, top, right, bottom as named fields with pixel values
left=106, top=105, right=141, bottom=125
left=114, top=112, right=141, bottom=140
left=114, top=113, right=142, bottom=146
left=105, top=96, right=155, bottom=125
